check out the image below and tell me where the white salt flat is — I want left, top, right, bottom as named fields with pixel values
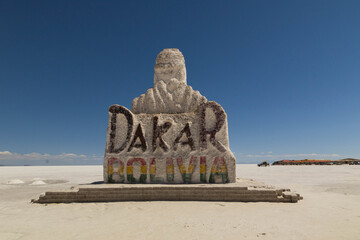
left=7, top=179, right=24, bottom=185
left=30, top=180, right=46, bottom=185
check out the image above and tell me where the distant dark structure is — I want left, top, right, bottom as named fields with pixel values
left=333, top=158, right=360, bottom=165
left=257, top=161, right=270, bottom=167
left=272, top=158, right=360, bottom=166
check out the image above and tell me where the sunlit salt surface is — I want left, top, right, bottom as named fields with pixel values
left=30, top=180, right=46, bottom=185
left=7, top=179, right=24, bottom=185
left=0, top=165, right=359, bottom=240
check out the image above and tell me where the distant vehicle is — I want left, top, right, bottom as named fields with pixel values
left=258, top=161, right=270, bottom=167
left=349, top=161, right=360, bottom=165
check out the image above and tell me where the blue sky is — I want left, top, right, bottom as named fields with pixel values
left=1, top=0, right=360, bottom=165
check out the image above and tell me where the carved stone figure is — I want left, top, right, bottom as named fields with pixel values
left=131, top=49, right=207, bottom=114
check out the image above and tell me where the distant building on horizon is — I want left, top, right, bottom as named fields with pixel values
left=272, top=158, right=360, bottom=165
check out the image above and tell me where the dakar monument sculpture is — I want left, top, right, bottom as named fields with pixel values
left=104, top=48, right=236, bottom=183
left=33, top=49, right=303, bottom=203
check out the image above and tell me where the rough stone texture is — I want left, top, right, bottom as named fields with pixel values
left=104, top=48, right=236, bottom=184
left=32, top=180, right=303, bottom=203
left=131, top=49, right=207, bottom=114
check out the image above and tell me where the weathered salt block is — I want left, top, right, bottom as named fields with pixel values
left=132, top=49, right=207, bottom=114
left=104, top=49, right=236, bottom=184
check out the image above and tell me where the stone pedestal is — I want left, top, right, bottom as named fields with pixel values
left=32, top=180, right=303, bottom=203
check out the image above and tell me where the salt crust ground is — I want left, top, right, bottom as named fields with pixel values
left=0, top=164, right=359, bottom=240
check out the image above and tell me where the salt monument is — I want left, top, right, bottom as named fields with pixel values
left=32, top=49, right=302, bottom=203
left=104, top=48, right=236, bottom=184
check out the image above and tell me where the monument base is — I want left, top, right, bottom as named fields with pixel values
left=32, top=179, right=302, bottom=203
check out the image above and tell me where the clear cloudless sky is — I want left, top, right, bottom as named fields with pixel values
left=1, top=0, right=360, bottom=165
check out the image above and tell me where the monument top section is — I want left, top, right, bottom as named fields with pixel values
left=131, top=48, right=207, bottom=114
left=154, top=48, right=186, bottom=85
